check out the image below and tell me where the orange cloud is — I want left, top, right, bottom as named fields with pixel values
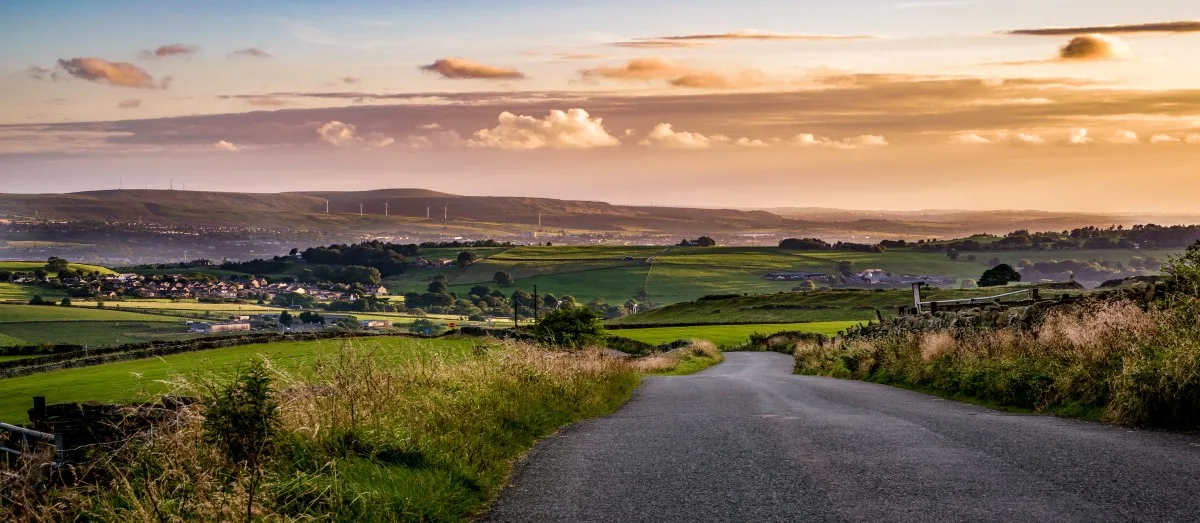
left=419, top=57, right=526, bottom=80
left=317, top=121, right=394, bottom=149
left=140, top=44, right=198, bottom=60
left=639, top=123, right=729, bottom=149
left=578, top=58, right=764, bottom=89
left=612, top=29, right=876, bottom=48
left=117, top=99, right=142, bottom=109
left=1059, top=34, right=1133, bottom=61
left=1006, top=21, right=1200, bottom=36
left=53, top=58, right=160, bottom=88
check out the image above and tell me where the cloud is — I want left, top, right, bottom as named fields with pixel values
left=317, top=121, right=395, bottom=149
left=468, top=109, right=620, bottom=150
left=639, top=123, right=729, bottom=149
left=1006, top=21, right=1200, bottom=36
left=417, top=123, right=442, bottom=130
left=1068, top=128, right=1093, bottom=145
left=41, top=58, right=161, bottom=88
left=341, top=76, right=362, bottom=85
left=213, top=140, right=239, bottom=151
left=1111, top=129, right=1140, bottom=144
left=231, top=47, right=272, bottom=58
left=612, top=29, right=876, bottom=48
left=1058, top=34, right=1134, bottom=61
left=1188, top=133, right=1200, bottom=144
left=419, top=57, right=526, bottom=80
left=735, top=137, right=771, bottom=148
left=117, top=99, right=142, bottom=109
left=140, top=44, right=198, bottom=60
left=244, top=96, right=290, bottom=108
left=948, top=131, right=1046, bottom=145
left=397, top=135, right=434, bottom=148
left=578, top=58, right=764, bottom=89
left=1150, top=134, right=1179, bottom=144
left=557, top=53, right=608, bottom=61
left=791, top=134, right=889, bottom=149
left=948, top=132, right=993, bottom=145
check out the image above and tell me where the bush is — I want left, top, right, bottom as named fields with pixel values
left=408, top=319, right=448, bottom=336
left=979, top=264, right=1021, bottom=287
left=534, top=307, right=606, bottom=348
left=201, top=360, right=280, bottom=521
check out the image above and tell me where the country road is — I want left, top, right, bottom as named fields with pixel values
left=485, top=352, right=1200, bottom=522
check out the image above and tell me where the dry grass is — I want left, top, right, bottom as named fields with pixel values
left=628, top=340, right=722, bottom=375
left=4, top=336, right=717, bottom=522
left=793, top=300, right=1200, bottom=427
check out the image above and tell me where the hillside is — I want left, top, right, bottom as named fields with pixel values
left=0, top=189, right=800, bottom=235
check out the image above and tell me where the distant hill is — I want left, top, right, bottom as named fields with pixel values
left=0, top=189, right=802, bottom=235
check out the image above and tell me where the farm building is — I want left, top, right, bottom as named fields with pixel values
left=190, top=322, right=251, bottom=334
left=360, top=320, right=392, bottom=329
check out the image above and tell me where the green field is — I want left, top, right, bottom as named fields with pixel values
left=0, top=303, right=191, bottom=347
left=0, top=260, right=117, bottom=276
left=615, top=321, right=861, bottom=347
left=609, top=286, right=1066, bottom=326
left=0, top=282, right=67, bottom=301
left=0, top=336, right=480, bottom=423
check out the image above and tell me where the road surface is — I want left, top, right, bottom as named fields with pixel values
left=486, top=352, right=1200, bottom=522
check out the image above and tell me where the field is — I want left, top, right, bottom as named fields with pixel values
left=0, top=260, right=116, bottom=276
left=616, top=321, right=861, bottom=347
left=0, top=282, right=66, bottom=301
left=607, top=287, right=1055, bottom=326
left=0, top=303, right=191, bottom=347
left=381, top=245, right=1173, bottom=307
left=0, top=336, right=482, bottom=423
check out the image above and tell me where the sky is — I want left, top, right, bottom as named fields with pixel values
left=0, top=0, right=1198, bottom=212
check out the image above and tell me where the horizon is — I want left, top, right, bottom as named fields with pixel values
left=2, top=1, right=1199, bottom=212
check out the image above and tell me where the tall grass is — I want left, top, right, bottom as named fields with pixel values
left=793, top=299, right=1200, bottom=427
left=628, top=340, right=723, bottom=375
left=7, top=340, right=642, bottom=521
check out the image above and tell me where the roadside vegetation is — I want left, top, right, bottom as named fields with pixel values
left=790, top=242, right=1200, bottom=428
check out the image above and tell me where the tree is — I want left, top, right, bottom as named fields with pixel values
left=60, top=297, right=72, bottom=307
left=979, top=264, right=1021, bottom=287
left=1164, top=241, right=1200, bottom=298
left=494, top=271, right=514, bottom=286
left=457, top=251, right=479, bottom=267
left=946, top=248, right=960, bottom=261
left=779, top=238, right=830, bottom=250
left=469, top=285, right=493, bottom=298
left=45, top=257, right=69, bottom=273
left=427, top=279, right=449, bottom=294
left=279, top=310, right=294, bottom=326
left=534, top=306, right=606, bottom=348
left=201, top=360, right=280, bottom=523
left=695, top=236, right=717, bottom=247
left=836, top=260, right=855, bottom=278
left=793, top=279, right=818, bottom=292
left=298, top=311, right=324, bottom=324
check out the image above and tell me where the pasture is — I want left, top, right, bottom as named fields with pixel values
left=0, top=260, right=116, bottom=276
left=615, top=321, right=860, bottom=347
left=0, top=303, right=190, bottom=347
left=0, top=336, right=481, bottom=423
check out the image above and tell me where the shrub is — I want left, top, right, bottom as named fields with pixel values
left=534, top=306, right=606, bottom=348
left=408, top=318, right=447, bottom=336
left=201, top=360, right=280, bottom=521
left=979, top=264, right=1021, bottom=287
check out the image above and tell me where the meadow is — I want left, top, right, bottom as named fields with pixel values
left=615, top=321, right=860, bottom=347
left=0, top=260, right=117, bottom=276
left=0, top=303, right=190, bottom=347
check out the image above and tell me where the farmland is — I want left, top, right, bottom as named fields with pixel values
left=0, top=303, right=191, bottom=346
left=0, top=336, right=482, bottom=423
left=615, top=321, right=860, bottom=347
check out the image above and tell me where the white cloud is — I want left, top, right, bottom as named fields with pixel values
left=948, top=132, right=993, bottom=145
left=468, top=109, right=621, bottom=150
left=213, top=140, right=238, bottom=152
left=317, top=121, right=395, bottom=149
left=416, top=123, right=442, bottom=130
left=791, top=133, right=889, bottom=149
left=639, top=123, right=728, bottom=149
left=1111, top=129, right=1140, bottom=144
left=735, top=137, right=771, bottom=148
left=397, top=135, right=434, bottom=148
left=1015, top=133, right=1046, bottom=145
left=1067, top=128, right=1093, bottom=145
left=1150, top=134, right=1180, bottom=144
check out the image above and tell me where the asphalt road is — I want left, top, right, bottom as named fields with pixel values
left=485, top=352, right=1200, bottom=522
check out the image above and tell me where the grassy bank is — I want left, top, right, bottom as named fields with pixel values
left=615, top=321, right=858, bottom=347
left=791, top=300, right=1200, bottom=427
left=10, top=339, right=648, bottom=521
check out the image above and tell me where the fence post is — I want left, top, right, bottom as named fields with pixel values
left=32, top=396, right=46, bottom=420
